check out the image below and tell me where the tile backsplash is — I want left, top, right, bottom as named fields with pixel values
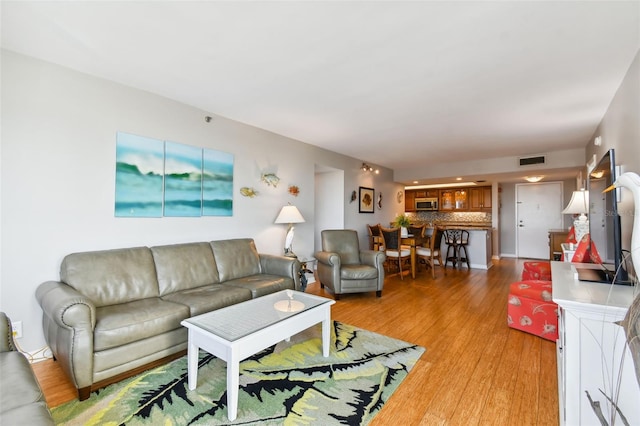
left=406, top=211, right=491, bottom=224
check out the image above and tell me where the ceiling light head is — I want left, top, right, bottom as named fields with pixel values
left=524, top=176, right=544, bottom=183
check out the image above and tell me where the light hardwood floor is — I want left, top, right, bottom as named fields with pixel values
left=32, top=257, right=558, bottom=425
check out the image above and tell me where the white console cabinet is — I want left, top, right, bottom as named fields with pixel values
left=552, top=261, right=640, bottom=425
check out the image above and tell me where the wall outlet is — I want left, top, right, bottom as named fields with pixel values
left=11, top=321, right=22, bottom=339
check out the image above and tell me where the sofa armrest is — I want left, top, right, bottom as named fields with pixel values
left=0, top=312, right=16, bottom=353
left=35, top=281, right=97, bottom=389
left=259, top=254, right=302, bottom=291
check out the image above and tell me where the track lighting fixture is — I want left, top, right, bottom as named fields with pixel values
left=361, top=163, right=379, bottom=174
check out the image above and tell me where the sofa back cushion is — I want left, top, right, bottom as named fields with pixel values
left=151, top=242, right=220, bottom=296
left=60, top=247, right=159, bottom=307
left=210, top=239, right=261, bottom=282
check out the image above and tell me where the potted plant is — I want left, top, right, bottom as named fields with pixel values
left=394, top=214, right=411, bottom=237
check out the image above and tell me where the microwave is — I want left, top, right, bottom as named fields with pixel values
left=415, top=197, right=438, bottom=211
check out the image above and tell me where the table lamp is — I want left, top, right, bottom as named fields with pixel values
left=562, top=189, right=589, bottom=243
left=274, top=204, right=305, bottom=258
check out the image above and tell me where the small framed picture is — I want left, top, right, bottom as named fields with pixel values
left=359, top=186, right=375, bottom=213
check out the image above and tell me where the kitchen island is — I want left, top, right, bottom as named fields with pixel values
left=414, top=222, right=494, bottom=270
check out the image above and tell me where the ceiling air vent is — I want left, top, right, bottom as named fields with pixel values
left=519, top=155, right=546, bottom=167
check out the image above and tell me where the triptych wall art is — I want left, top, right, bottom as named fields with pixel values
left=115, top=132, right=234, bottom=217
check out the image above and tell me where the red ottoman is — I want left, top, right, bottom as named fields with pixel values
left=522, top=261, right=551, bottom=281
left=507, top=280, right=558, bottom=341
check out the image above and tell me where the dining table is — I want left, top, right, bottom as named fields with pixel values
left=400, top=232, right=430, bottom=279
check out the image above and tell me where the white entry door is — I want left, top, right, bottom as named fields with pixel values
left=516, top=182, right=563, bottom=259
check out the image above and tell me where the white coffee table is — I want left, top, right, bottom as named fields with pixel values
left=180, top=290, right=335, bottom=421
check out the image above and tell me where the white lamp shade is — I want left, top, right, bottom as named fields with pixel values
left=562, top=190, right=589, bottom=215
left=274, top=205, right=305, bottom=224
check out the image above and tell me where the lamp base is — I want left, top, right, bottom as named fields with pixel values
left=573, top=219, right=589, bottom=243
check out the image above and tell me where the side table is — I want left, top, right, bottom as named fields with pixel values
left=298, top=258, right=316, bottom=292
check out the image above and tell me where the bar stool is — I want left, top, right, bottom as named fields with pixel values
left=444, top=229, right=470, bottom=269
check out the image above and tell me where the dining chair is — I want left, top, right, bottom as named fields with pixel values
left=366, top=223, right=383, bottom=251
left=408, top=224, right=428, bottom=248
left=380, top=226, right=411, bottom=280
left=416, top=226, right=446, bottom=279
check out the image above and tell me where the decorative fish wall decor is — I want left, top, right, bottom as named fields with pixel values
left=261, top=173, right=280, bottom=187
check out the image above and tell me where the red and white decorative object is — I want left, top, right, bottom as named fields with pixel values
left=507, top=280, right=558, bottom=342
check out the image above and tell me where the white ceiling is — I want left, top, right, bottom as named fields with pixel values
left=2, top=1, right=639, bottom=184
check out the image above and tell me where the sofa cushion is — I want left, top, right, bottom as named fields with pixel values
left=0, top=352, right=46, bottom=413
left=161, top=284, right=252, bottom=316
left=60, top=247, right=159, bottom=307
left=509, top=280, right=553, bottom=301
left=522, top=261, right=552, bottom=281
left=223, top=274, right=294, bottom=298
left=94, top=298, right=189, bottom=351
left=210, top=239, right=261, bottom=282
left=0, top=401, right=54, bottom=426
left=151, top=242, right=220, bottom=296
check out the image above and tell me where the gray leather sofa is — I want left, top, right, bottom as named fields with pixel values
left=36, top=238, right=300, bottom=401
left=0, top=312, right=55, bottom=425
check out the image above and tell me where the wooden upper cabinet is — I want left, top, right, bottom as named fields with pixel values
left=439, top=189, right=455, bottom=210
left=405, top=190, right=416, bottom=212
left=405, top=186, right=491, bottom=212
left=469, top=187, right=492, bottom=211
left=415, top=189, right=438, bottom=198
left=454, top=189, right=468, bottom=210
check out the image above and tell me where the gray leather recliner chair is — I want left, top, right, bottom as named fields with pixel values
left=315, top=229, right=386, bottom=300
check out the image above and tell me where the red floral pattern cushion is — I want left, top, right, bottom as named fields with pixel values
left=522, top=261, right=552, bottom=281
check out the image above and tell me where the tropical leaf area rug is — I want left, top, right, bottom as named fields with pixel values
left=52, top=321, right=425, bottom=426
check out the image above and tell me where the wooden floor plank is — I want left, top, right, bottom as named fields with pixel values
left=31, top=258, right=559, bottom=425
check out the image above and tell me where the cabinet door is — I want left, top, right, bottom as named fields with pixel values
left=440, top=190, right=454, bottom=210
left=415, top=190, right=427, bottom=198
left=426, top=189, right=439, bottom=198
left=469, top=187, right=492, bottom=211
left=405, top=190, right=415, bottom=212
left=454, top=189, right=468, bottom=210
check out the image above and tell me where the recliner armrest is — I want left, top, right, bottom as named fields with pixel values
left=359, top=250, right=386, bottom=267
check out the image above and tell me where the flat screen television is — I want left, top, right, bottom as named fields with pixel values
left=582, top=148, right=631, bottom=284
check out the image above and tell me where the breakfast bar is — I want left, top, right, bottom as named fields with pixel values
left=438, top=226, right=493, bottom=270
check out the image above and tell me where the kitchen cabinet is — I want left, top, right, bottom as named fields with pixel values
left=405, top=190, right=415, bottom=212
left=405, top=186, right=491, bottom=213
left=454, top=189, right=468, bottom=210
left=414, top=189, right=438, bottom=198
left=552, top=261, right=640, bottom=425
left=439, top=189, right=468, bottom=211
left=439, top=190, right=454, bottom=210
left=469, top=187, right=492, bottom=211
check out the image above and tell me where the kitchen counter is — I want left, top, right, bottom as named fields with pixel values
left=408, top=223, right=493, bottom=270
left=412, top=221, right=493, bottom=230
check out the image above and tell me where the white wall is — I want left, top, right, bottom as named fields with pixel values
left=0, top=50, right=400, bottom=351
left=586, top=51, right=640, bottom=257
